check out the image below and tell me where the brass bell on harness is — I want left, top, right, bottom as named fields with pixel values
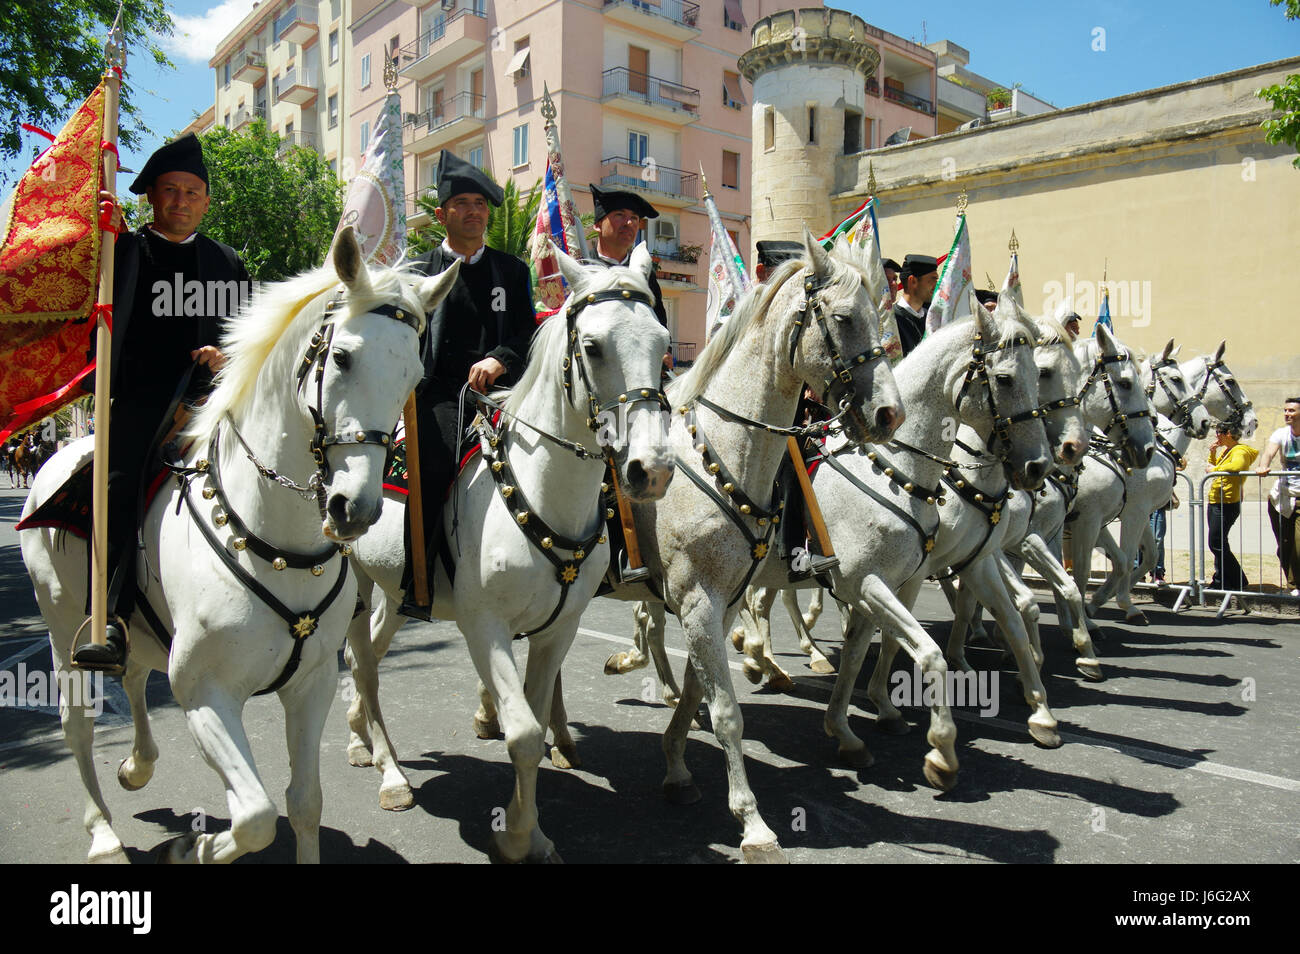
left=517, top=512, right=530, bottom=525
left=202, top=486, right=216, bottom=500
left=723, top=482, right=735, bottom=494
left=606, top=508, right=615, bottom=519
left=232, top=537, right=247, bottom=551
left=541, top=537, right=554, bottom=549
left=311, top=564, right=324, bottom=576
left=491, top=461, right=504, bottom=473
left=340, top=544, right=353, bottom=556
left=273, top=557, right=287, bottom=570
left=574, top=549, right=585, bottom=560
left=739, top=504, right=752, bottom=515
left=502, top=485, right=515, bottom=499
left=214, top=512, right=228, bottom=528
left=707, top=463, right=720, bottom=475
left=598, top=534, right=607, bottom=544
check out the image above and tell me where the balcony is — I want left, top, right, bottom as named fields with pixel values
left=398, top=5, right=489, bottom=82
left=602, top=0, right=701, bottom=42
left=866, top=76, right=879, bottom=96
left=277, top=131, right=318, bottom=156
left=403, top=92, right=487, bottom=156
left=274, top=68, right=317, bottom=106
left=599, top=156, right=697, bottom=208
left=601, top=68, right=700, bottom=124
left=883, top=85, right=935, bottom=116
left=231, top=104, right=267, bottom=130
left=233, top=51, right=266, bottom=84
left=407, top=190, right=433, bottom=229
left=274, top=4, right=317, bottom=46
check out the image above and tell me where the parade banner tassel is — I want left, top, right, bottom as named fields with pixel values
left=0, top=82, right=108, bottom=442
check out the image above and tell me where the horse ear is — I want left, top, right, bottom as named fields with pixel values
left=1214, top=339, right=1227, bottom=362
left=1096, top=322, right=1117, bottom=352
left=628, top=242, right=654, bottom=283
left=803, top=226, right=832, bottom=282
left=417, top=258, right=461, bottom=314
left=1170, top=344, right=1182, bottom=360
left=1160, top=338, right=1175, bottom=362
left=333, top=226, right=373, bottom=299
left=972, top=297, right=995, bottom=342
left=551, top=239, right=587, bottom=292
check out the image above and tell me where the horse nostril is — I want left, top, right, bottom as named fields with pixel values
left=626, top=459, right=648, bottom=493
left=876, top=405, right=903, bottom=435
left=327, top=494, right=351, bottom=526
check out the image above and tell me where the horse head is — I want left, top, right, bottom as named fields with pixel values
left=1145, top=338, right=1211, bottom=440
left=1076, top=325, right=1155, bottom=469
left=778, top=229, right=903, bottom=445
left=1188, top=341, right=1257, bottom=440
left=1032, top=315, right=1088, bottom=466
left=958, top=300, right=1052, bottom=490
left=315, top=227, right=461, bottom=540
left=553, top=242, right=674, bottom=502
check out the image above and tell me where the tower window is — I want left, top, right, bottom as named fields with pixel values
left=808, top=106, right=817, bottom=145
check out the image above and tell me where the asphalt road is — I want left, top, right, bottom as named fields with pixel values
left=2, top=482, right=1297, bottom=864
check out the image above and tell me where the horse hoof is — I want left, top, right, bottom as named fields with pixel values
left=549, top=744, right=582, bottom=771
left=663, top=779, right=702, bottom=806
left=741, top=842, right=788, bottom=864
left=876, top=716, right=910, bottom=736
left=603, top=650, right=644, bottom=675
left=838, top=745, right=874, bottom=769
left=922, top=752, right=959, bottom=792
left=88, top=836, right=129, bottom=864
left=1125, top=611, right=1148, bottom=627
left=155, top=831, right=199, bottom=864
left=116, top=758, right=149, bottom=791
left=473, top=716, right=502, bottom=740
left=765, top=671, right=795, bottom=693
left=808, top=658, right=836, bottom=675
left=347, top=741, right=374, bottom=767
left=730, top=628, right=745, bottom=652
left=1029, top=721, right=1062, bottom=748
left=1076, top=658, right=1104, bottom=682
left=742, top=659, right=764, bottom=685
left=379, top=783, right=415, bottom=812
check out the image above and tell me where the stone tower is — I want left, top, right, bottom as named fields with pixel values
left=739, top=8, right=879, bottom=255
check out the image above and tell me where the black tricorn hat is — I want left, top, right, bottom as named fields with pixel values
left=436, top=150, right=503, bottom=206
left=129, top=133, right=208, bottom=195
left=900, top=253, right=938, bottom=280
left=881, top=258, right=901, bottom=272
left=975, top=289, right=999, bottom=306
left=756, top=240, right=804, bottom=268
left=589, top=184, right=658, bottom=222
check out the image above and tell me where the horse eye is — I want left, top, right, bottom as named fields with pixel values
left=995, top=374, right=1014, bottom=386
left=1118, top=379, right=1133, bottom=390
left=581, top=338, right=602, bottom=359
left=832, top=312, right=847, bottom=323
left=332, top=349, right=351, bottom=371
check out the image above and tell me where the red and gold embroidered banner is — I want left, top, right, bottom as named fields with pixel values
left=0, top=82, right=106, bottom=441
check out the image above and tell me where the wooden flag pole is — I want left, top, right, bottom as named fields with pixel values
left=88, top=27, right=125, bottom=649
left=403, top=395, right=430, bottom=607
left=786, top=437, right=835, bottom=560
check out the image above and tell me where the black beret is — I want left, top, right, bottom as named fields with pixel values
left=589, top=183, right=659, bottom=222
left=756, top=240, right=803, bottom=268
left=436, top=150, right=503, bottom=206
left=900, top=254, right=938, bottom=279
left=129, top=133, right=208, bottom=195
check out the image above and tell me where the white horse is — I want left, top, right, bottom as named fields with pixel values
left=344, top=244, right=674, bottom=862
left=946, top=323, right=1158, bottom=679
left=20, top=228, right=452, bottom=863
left=1066, top=341, right=1211, bottom=625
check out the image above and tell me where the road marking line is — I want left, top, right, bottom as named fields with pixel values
left=575, top=625, right=1300, bottom=795
left=0, top=638, right=48, bottom=672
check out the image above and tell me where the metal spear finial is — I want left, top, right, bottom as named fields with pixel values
left=986, top=272, right=997, bottom=292
left=384, top=52, right=397, bottom=91
left=956, top=189, right=968, bottom=215
left=1008, top=229, right=1019, bottom=254
left=699, top=161, right=711, bottom=198
left=541, top=82, right=557, bottom=125
left=105, top=0, right=126, bottom=69
left=867, top=160, right=877, bottom=197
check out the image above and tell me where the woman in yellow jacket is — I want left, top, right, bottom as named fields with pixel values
left=1207, top=423, right=1259, bottom=590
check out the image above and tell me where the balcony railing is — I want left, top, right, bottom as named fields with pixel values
left=277, top=131, right=317, bottom=155
left=273, top=67, right=316, bottom=102
left=231, top=104, right=267, bottom=129
left=399, top=4, right=488, bottom=64
left=406, top=92, right=487, bottom=134
left=866, top=76, right=880, bottom=95
left=883, top=85, right=935, bottom=116
left=602, top=0, right=700, bottom=29
left=602, top=68, right=700, bottom=113
left=651, top=245, right=697, bottom=266
left=599, top=156, right=697, bottom=202
left=273, top=3, right=317, bottom=43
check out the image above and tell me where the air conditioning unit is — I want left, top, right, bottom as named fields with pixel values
left=958, top=117, right=989, bottom=131
left=655, top=220, right=677, bottom=242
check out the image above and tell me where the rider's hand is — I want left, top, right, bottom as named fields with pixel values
left=468, top=357, right=506, bottom=393
left=191, top=346, right=226, bottom=372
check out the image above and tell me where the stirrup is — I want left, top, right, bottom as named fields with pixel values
left=618, top=552, right=650, bottom=584
left=71, top=616, right=129, bottom=674
left=396, top=598, right=433, bottom=622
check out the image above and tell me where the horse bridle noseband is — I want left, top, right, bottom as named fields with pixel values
left=1195, top=358, right=1253, bottom=427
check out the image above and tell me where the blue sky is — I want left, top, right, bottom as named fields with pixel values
left=3, top=0, right=1298, bottom=185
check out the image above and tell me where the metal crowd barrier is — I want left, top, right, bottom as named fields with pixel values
left=1193, top=469, right=1300, bottom=618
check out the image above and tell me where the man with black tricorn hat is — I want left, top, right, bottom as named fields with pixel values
left=399, top=151, right=536, bottom=616
left=588, top=184, right=667, bottom=326
left=75, top=133, right=250, bottom=671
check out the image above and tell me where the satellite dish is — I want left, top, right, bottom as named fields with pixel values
left=883, top=127, right=912, bottom=146
left=958, top=117, right=989, bottom=131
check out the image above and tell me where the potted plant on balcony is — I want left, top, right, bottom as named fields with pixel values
left=986, top=87, right=1012, bottom=111
left=676, top=242, right=703, bottom=264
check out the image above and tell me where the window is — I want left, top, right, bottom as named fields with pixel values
left=390, top=35, right=400, bottom=66
left=330, top=0, right=341, bottom=20
left=361, top=53, right=371, bottom=88
left=360, top=121, right=370, bottom=153
left=468, top=145, right=484, bottom=168
left=271, top=73, right=279, bottom=103
left=512, top=123, right=529, bottom=167
left=506, top=37, right=530, bottom=80
left=764, top=105, right=775, bottom=151
left=223, top=61, right=231, bottom=87
left=628, top=131, right=648, bottom=164
left=843, top=108, right=862, bottom=154
left=470, top=68, right=484, bottom=115
left=223, top=112, right=230, bottom=128
left=329, top=30, right=339, bottom=64
left=724, top=0, right=747, bottom=31
left=329, top=158, right=337, bottom=175
left=628, top=45, right=649, bottom=95
left=722, top=150, right=739, bottom=189
left=328, top=94, right=339, bottom=129
left=723, top=71, right=745, bottom=110
left=808, top=106, right=817, bottom=144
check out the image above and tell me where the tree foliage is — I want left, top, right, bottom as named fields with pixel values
left=0, top=0, right=173, bottom=187
left=198, top=121, right=343, bottom=282
left=1258, top=0, right=1300, bottom=168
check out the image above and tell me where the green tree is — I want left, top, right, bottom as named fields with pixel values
left=410, top=173, right=550, bottom=260
left=198, top=121, right=343, bottom=282
left=1258, top=0, right=1300, bottom=168
left=0, top=0, right=173, bottom=187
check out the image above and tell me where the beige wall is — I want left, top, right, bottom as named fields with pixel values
left=836, top=58, right=1300, bottom=444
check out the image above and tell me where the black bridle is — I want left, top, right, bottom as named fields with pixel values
left=1143, top=355, right=1201, bottom=434
left=1077, top=347, right=1153, bottom=452
left=955, top=327, right=1039, bottom=465
left=1194, top=357, right=1253, bottom=427
left=789, top=275, right=889, bottom=419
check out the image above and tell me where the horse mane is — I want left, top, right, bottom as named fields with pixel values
left=499, top=259, right=654, bottom=417
left=1033, top=315, right=1070, bottom=345
left=187, top=259, right=426, bottom=446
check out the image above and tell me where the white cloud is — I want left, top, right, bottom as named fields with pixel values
left=164, top=0, right=259, bottom=63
